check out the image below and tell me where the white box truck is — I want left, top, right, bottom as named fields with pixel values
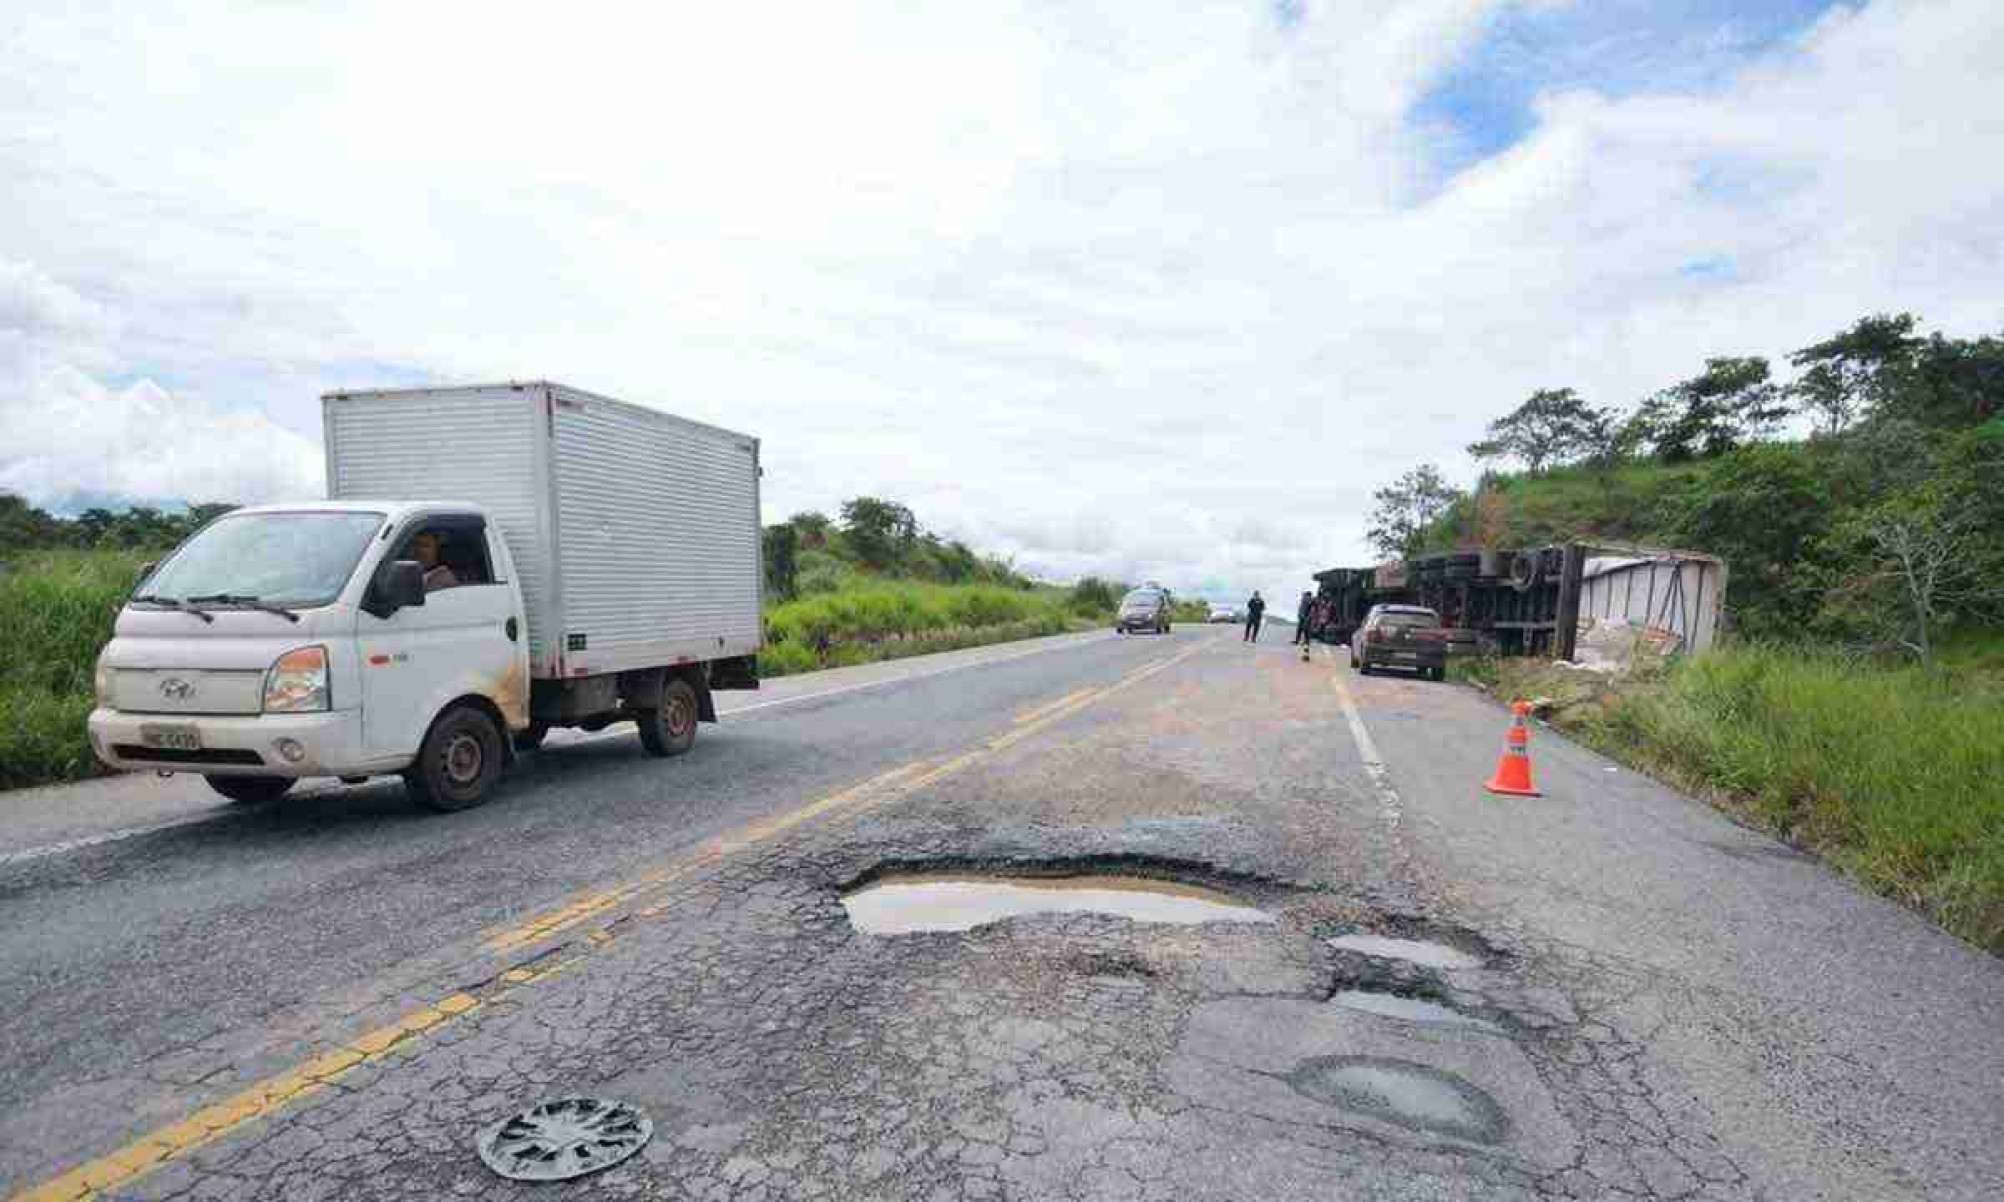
left=87, top=381, right=762, bottom=811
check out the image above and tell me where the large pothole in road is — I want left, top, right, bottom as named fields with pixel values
left=840, top=872, right=1276, bottom=935
left=1287, top=1055, right=1509, bottom=1145
left=1326, top=932, right=1483, bottom=969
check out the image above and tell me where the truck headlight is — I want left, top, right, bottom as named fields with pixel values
left=95, top=656, right=113, bottom=706
left=264, top=646, right=330, bottom=713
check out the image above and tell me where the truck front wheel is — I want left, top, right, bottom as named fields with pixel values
left=406, top=704, right=504, bottom=812
left=205, top=774, right=294, bottom=804
left=636, top=678, right=699, bottom=758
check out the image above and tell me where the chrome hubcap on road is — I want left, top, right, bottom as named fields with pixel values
left=476, top=1097, right=652, bottom=1181
left=444, top=733, right=483, bottom=784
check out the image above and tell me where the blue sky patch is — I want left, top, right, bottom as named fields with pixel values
left=1679, top=255, right=1737, bottom=280
left=1413, top=1, right=1839, bottom=170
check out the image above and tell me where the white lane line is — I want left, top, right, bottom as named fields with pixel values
left=559, top=629, right=1123, bottom=747
left=1324, top=644, right=1383, bottom=768
left=1324, top=645, right=1409, bottom=855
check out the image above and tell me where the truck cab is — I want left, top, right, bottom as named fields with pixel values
left=89, top=501, right=536, bottom=809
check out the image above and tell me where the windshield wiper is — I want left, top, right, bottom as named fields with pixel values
left=132, top=594, right=215, bottom=624
left=185, top=593, right=301, bottom=622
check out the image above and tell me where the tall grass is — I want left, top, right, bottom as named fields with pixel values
left=1502, top=644, right=2004, bottom=952
left=0, top=550, right=148, bottom=789
left=760, top=582, right=1076, bottom=678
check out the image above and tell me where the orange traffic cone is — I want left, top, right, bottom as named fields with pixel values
left=1484, top=700, right=1541, bottom=796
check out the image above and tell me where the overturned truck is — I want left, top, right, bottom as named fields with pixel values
left=1311, top=544, right=1725, bottom=661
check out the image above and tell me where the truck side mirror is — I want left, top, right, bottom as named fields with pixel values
left=364, top=559, right=427, bottom=619
left=136, top=562, right=157, bottom=585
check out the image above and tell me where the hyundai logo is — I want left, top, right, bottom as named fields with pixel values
left=159, top=677, right=195, bottom=700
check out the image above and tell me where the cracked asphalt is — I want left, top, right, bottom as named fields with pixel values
left=5, top=625, right=2002, bottom=1200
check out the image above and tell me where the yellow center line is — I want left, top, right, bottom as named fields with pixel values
left=11, top=641, right=1206, bottom=1202
left=1011, top=688, right=1096, bottom=725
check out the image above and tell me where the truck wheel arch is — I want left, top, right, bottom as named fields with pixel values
left=617, top=665, right=716, bottom=724
left=428, top=693, right=514, bottom=763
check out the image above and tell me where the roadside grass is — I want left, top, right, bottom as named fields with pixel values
left=1463, top=644, right=2004, bottom=954
left=760, top=582, right=1082, bottom=677
left=0, top=551, right=1097, bottom=788
left=0, top=550, right=148, bottom=790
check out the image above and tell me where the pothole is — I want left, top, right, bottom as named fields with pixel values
left=841, top=873, right=1276, bottom=935
left=1331, top=990, right=1499, bottom=1031
left=1327, top=932, right=1482, bottom=969
left=1287, top=1055, right=1508, bottom=1145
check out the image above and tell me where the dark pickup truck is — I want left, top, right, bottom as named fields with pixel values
left=1351, top=603, right=1448, bottom=680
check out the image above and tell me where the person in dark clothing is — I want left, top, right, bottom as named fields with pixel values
left=1295, top=591, right=1315, bottom=646
left=1243, top=591, right=1265, bottom=642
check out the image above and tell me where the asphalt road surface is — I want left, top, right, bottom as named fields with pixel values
left=4, top=624, right=2001, bottom=1200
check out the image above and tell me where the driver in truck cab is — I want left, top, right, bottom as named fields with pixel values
left=409, top=530, right=459, bottom=592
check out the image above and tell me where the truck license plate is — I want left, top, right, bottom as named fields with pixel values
left=140, top=723, right=202, bottom=751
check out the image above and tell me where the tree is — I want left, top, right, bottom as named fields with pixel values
left=1848, top=501, right=1988, bottom=667
left=1890, top=332, right=2004, bottom=429
left=1787, top=362, right=1853, bottom=437
left=1787, top=312, right=1920, bottom=435
left=1467, top=388, right=1614, bottom=473
left=1067, top=576, right=1120, bottom=616
left=788, top=511, right=833, bottom=549
left=1672, top=445, right=1831, bottom=637
left=1638, top=356, right=1787, bottom=461
left=1366, top=464, right=1463, bottom=559
left=762, top=523, right=799, bottom=600
left=838, top=497, right=918, bottom=570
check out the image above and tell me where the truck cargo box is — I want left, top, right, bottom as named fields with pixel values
left=323, top=382, right=761, bottom=680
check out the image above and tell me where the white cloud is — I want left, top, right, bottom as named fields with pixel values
left=1, top=0, right=1999, bottom=599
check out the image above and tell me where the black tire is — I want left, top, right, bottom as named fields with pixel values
left=512, top=723, right=548, bottom=752
left=636, top=678, right=699, bottom=758
left=405, top=704, right=505, bottom=812
left=205, top=774, right=294, bottom=804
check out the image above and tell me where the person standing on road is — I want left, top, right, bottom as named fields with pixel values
left=1243, top=591, right=1265, bottom=642
left=1295, top=591, right=1315, bottom=646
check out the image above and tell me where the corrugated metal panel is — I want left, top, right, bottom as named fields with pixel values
left=322, top=387, right=559, bottom=666
left=1578, top=556, right=1725, bottom=653
left=549, top=386, right=761, bottom=674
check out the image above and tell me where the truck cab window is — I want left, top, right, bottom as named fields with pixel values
left=397, top=522, right=493, bottom=591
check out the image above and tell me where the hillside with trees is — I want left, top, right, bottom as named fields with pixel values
left=1366, top=313, right=2003, bottom=660
left=1360, top=312, right=2004, bottom=951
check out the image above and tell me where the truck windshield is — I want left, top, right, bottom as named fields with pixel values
left=139, top=511, right=386, bottom=610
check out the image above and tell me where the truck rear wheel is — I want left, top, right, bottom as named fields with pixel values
left=636, top=678, right=699, bottom=758
left=406, top=704, right=504, bottom=812
left=205, top=774, right=294, bottom=804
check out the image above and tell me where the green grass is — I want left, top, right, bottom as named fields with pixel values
left=0, top=551, right=1091, bottom=788
left=1472, top=644, right=2004, bottom=953
left=0, top=549, right=149, bottom=789
left=759, top=582, right=1079, bottom=678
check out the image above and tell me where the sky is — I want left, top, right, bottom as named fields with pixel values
left=2, top=1, right=2000, bottom=603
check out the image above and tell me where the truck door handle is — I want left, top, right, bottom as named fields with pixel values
left=505, top=618, right=519, bottom=642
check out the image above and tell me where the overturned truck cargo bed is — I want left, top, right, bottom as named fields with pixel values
left=1312, top=543, right=1725, bottom=660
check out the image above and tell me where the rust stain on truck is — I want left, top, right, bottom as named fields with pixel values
left=492, top=660, right=529, bottom=728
